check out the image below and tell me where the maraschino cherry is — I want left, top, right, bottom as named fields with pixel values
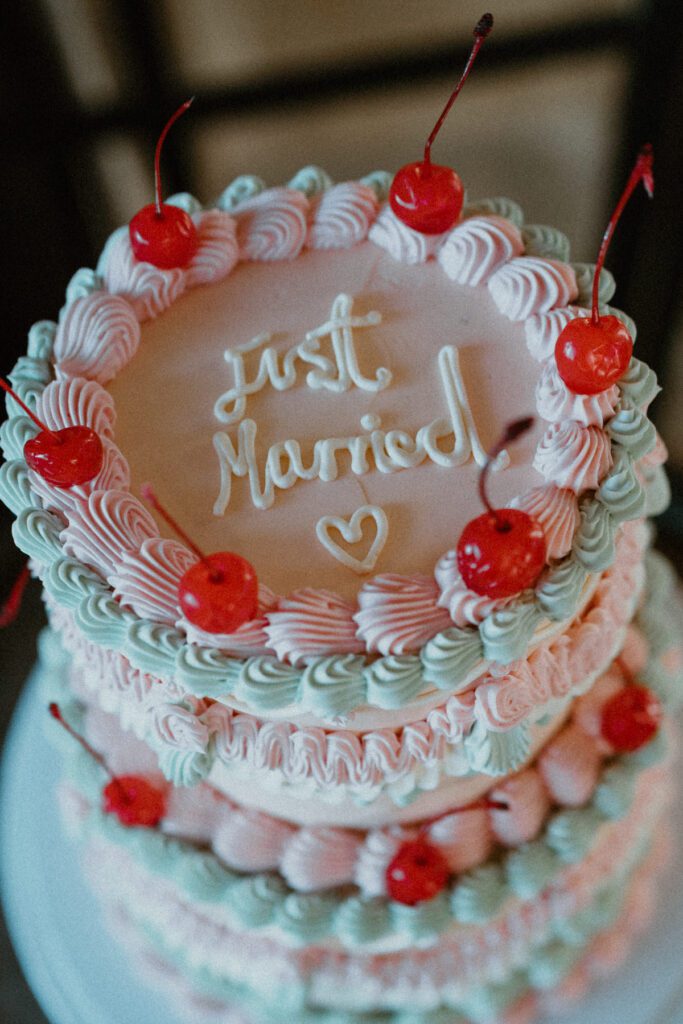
left=600, top=683, right=662, bottom=753
left=389, top=13, right=493, bottom=235
left=0, top=377, right=103, bottom=488
left=456, top=418, right=546, bottom=599
left=555, top=144, right=654, bottom=395
left=141, top=484, right=258, bottom=634
left=129, top=99, right=198, bottom=269
left=49, top=703, right=166, bottom=828
left=386, top=796, right=508, bottom=905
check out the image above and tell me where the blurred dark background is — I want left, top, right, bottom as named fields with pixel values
left=1, top=2, right=682, bottom=1020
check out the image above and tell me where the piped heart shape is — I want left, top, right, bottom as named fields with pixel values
left=316, top=504, right=388, bottom=574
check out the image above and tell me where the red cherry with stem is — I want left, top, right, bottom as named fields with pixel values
left=129, top=99, right=198, bottom=269
left=141, top=484, right=258, bottom=634
left=600, top=684, right=662, bottom=752
left=389, top=13, right=493, bottom=235
left=48, top=703, right=166, bottom=828
left=0, top=377, right=103, bottom=488
left=0, top=561, right=30, bottom=628
left=386, top=795, right=509, bottom=906
left=555, top=144, right=654, bottom=395
left=456, top=417, right=546, bottom=599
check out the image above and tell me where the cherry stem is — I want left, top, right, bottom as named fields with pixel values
left=153, top=98, right=194, bottom=217
left=0, top=378, right=60, bottom=442
left=479, top=417, right=534, bottom=531
left=48, top=702, right=117, bottom=787
left=0, top=561, right=31, bottom=628
left=423, top=13, right=493, bottom=165
left=140, top=483, right=215, bottom=574
left=416, top=795, right=510, bottom=840
left=591, top=143, right=654, bottom=325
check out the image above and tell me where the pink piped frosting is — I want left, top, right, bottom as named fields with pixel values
left=619, top=624, right=649, bottom=676
left=354, top=573, right=451, bottom=656
left=534, top=421, right=613, bottom=492
left=279, top=827, right=363, bottom=892
left=213, top=806, right=295, bottom=872
left=489, top=768, right=550, bottom=846
left=427, top=806, right=494, bottom=873
left=487, top=256, right=578, bottom=321
left=265, top=589, right=364, bottom=666
left=435, top=550, right=513, bottom=627
left=30, top=438, right=131, bottom=517
left=640, top=431, right=668, bottom=469
left=60, top=488, right=159, bottom=579
left=180, top=584, right=277, bottom=656
left=535, top=359, right=619, bottom=427
left=538, top=724, right=601, bottom=806
left=437, top=214, right=524, bottom=285
left=524, top=305, right=590, bottom=362
left=97, top=227, right=186, bottom=322
left=110, top=537, right=196, bottom=624
left=306, top=182, right=378, bottom=250
left=54, top=293, right=141, bottom=384
left=509, top=484, right=580, bottom=560
left=185, top=210, right=239, bottom=287
left=474, top=664, right=535, bottom=731
left=36, top=377, right=116, bottom=439
left=233, top=187, right=309, bottom=261
left=368, top=205, right=445, bottom=264
left=572, top=665, right=625, bottom=745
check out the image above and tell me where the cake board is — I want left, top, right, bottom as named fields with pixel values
left=2, top=668, right=683, bottom=1024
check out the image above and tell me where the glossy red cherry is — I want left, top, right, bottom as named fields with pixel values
left=102, top=774, right=167, bottom=828
left=0, top=378, right=103, bottom=488
left=179, top=551, right=258, bottom=634
left=555, top=144, right=653, bottom=395
left=49, top=704, right=167, bottom=829
left=456, top=417, right=546, bottom=599
left=458, top=508, right=547, bottom=599
left=129, top=99, right=198, bottom=269
left=141, top=484, right=258, bottom=634
left=386, top=839, right=450, bottom=906
left=600, top=684, right=662, bottom=752
left=389, top=13, right=493, bottom=235
left=555, top=315, right=633, bottom=396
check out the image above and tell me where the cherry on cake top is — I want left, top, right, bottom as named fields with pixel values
left=141, top=484, right=258, bottom=634
left=600, top=682, right=662, bottom=752
left=456, top=417, right=546, bottom=599
left=555, top=144, right=654, bottom=395
left=129, top=99, right=199, bottom=270
left=389, top=13, right=493, bottom=235
left=0, top=377, right=103, bottom=488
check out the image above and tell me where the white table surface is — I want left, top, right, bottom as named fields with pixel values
left=2, top=668, right=683, bottom=1024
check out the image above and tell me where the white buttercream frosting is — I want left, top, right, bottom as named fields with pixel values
left=438, top=215, right=524, bottom=285
left=534, top=422, right=613, bottom=492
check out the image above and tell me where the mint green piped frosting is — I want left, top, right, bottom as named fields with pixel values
left=420, top=626, right=484, bottom=690
left=174, top=644, right=240, bottom=698
left=44, top=556, right=108, bottom=607
left=479, top=602, right=541, bottom=663
left=65, top=267, right=103, bottom=304
left=450, top=864, right=507, bottom=923
left=235, top=656, right=301, bottom=710
left=465, top=196, right=524, bottom=227
left=124, top=620, right=184, bottom=674
left=0, top=460, right=33, bottom=515
left=522, top=224, right=570, bottom=262
left=464, top=719, right=530, bottom=776
left=230, top=874, right=289, bottom=927
left=74, top=592, right=136, bottom=647
left=535, top=559, right=589, bottom=621
left=12, top=506, right=63, bottom=564
left=545, top=807, right=603, bottom=863
left=572, top=263, right=616, bottom=306
left=360, top=170, right=392, bottom=201
left=276, top=893, right=337, bottom=942
left=364, top=655, right=424, bottom=709
left=390, top=892, right=451, bottom=939
left=592, top=763, right=637, bottom=820
left=642, top=466, right=671, bottom=517
left=572, top=500, right=616, bottom=572
left=10, top=354, right=53, bottom=385
left=335, top=896, right=392, bottom=946
left=217, top=175, right=266, bottom=210
left=527, top=941, right=582, bottom=990
left=596, top=449, right=646, bottom=522
left=619, top=357, right=660, bottom=407
left=155, top=745, right=211, bottom=788
left=300, top=655, right=366, bottom=716
left=288, top=166, right=333, bottom=197
left=505, top=841, right=560, bottom=899
left=26, top=320, right=56, bottom=360
left=0, top=414, right=37, bottom=461
left=607, top=403, right=657, bottom=458
left=176, top=851, right=236, bottom=901
left=167, top=192, right=202, bottom=215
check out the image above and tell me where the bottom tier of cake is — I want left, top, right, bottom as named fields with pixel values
left=40, top=549, right=683, bottom=1024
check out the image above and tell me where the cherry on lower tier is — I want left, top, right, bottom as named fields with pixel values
left=129, top=98, right=198, bottom=269
left=49, top=704, right=167, bottom=829
left=0, top=378, right=103, bottom=488
left=388, top=13, right=493, bottom=235
left=386, top=839, right=450, bottom=906
left=555, top=144, right=654, bottom=395
left=600, top=684, right=662, bottom=752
